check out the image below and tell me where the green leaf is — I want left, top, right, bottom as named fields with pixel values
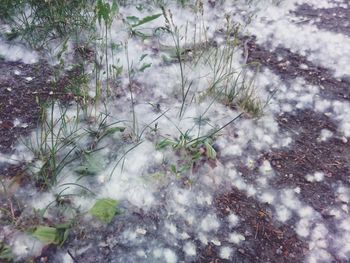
left=100, top=126, right=125, bottom=139
left=204, top=141, right=217, bottom=159
left=191, top=151, right=202, bottom=161
left=111, top=0, right=119, bottom=15
left=112, top=64, right=123, bottom=76
left=75, top=153, right=103, bottom=176
left=139, top=63, right=152, bottom=72
left=132, top=30, right=151, bottom=39
left=0, top=242, right=13, bottom=261
left=96, top=0, right=118, bottom=26
left=170, top=164, right=177, bottom=174
left=32, top=226, right=58, bottom=244
left=131, top=13, right=162, bottom=28
left=89, top=198, right=118, bottom=224
left=32, top=226, right=68, bottom=245
left=126, top=15, right=140, bottom=24
left=156, top=139, right=175, bottom=150
left=139, top=54, right=148, bottom=62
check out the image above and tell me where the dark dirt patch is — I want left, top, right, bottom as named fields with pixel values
left=0, top=61, right=53, bottom=154
left=0, top=60, right=85, bottom=180
left=266, top=109, right=350, bottom=213
left=246, top=39, right=350, bottom=101
left=294, top=4, right=350, bottom=37
left=209, top=189, right=306, bottom=263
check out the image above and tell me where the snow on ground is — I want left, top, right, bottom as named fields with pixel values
left=245, top=0, right=350, bottom=78
left=1, top=0, right=350, bottom=262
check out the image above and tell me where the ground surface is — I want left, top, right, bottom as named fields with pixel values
left=0, top=1, right=350, bottom=263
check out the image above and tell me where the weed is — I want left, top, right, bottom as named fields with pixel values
left=89, top=198, right=119, bottom=224
left=156, top=126, right=220, bottom=176
left=96, top=0, right=119, bottom=95
left=124, top=13, right=163, bottom=39
left=2, top=0, right=96, bottom=49
left=31, top=224, right=70, bottom=245
left=0, top=242, right=13, bottom=262
left=23, top=102, right=84, bottom=189
left=161, top=7, right=192, bottom=118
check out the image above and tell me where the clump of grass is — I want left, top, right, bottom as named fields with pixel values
left=161, top=6, right=193, bottom=118
left=236, top=95, right=263, bottom=118
left=24, top=102, right=83, bottom=190
left=201, top=14, right=265, bottom=118
left=1, top=0, right=96, bottom=49
left=0, top=242, right=13, bottom=262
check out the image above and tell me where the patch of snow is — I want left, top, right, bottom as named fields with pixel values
left=219, top=246, right=232, bottom=260
left=228, top=232, right=245, bottom=244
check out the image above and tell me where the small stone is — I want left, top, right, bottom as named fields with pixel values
left=136, top=228, right=147, bottom=235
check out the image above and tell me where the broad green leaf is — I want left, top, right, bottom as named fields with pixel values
left=32, top=225, right=69, bottom=245
left=32, top=226, right=58, bottom=244
left=89, top=198, right=118, bottom=224
left=131, top=13, right=162, bottom=28
left=32, top=226, right=68, bottom=245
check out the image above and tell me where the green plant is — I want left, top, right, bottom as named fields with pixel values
left=155, top=108, right=243, bottom=175
left=31, top=224, right=70, bottom=245
left=89, top=198, right=119, bottom=224
left=84, top=112, right=125, bottom=147
left=156, top=130, right=217, bottom=176
left=199, top=14, right=265, bottom=118
left=2, top=0, right=96, bottom=49
left=96, top=0, right=119, bottom=95
left=123, top=13, right=163, bottom=39
left=24, top=102, right=84, bottom=189
left=161, top=7, right=192, bottom=118
left=0, top=242, right=13, bottom=262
